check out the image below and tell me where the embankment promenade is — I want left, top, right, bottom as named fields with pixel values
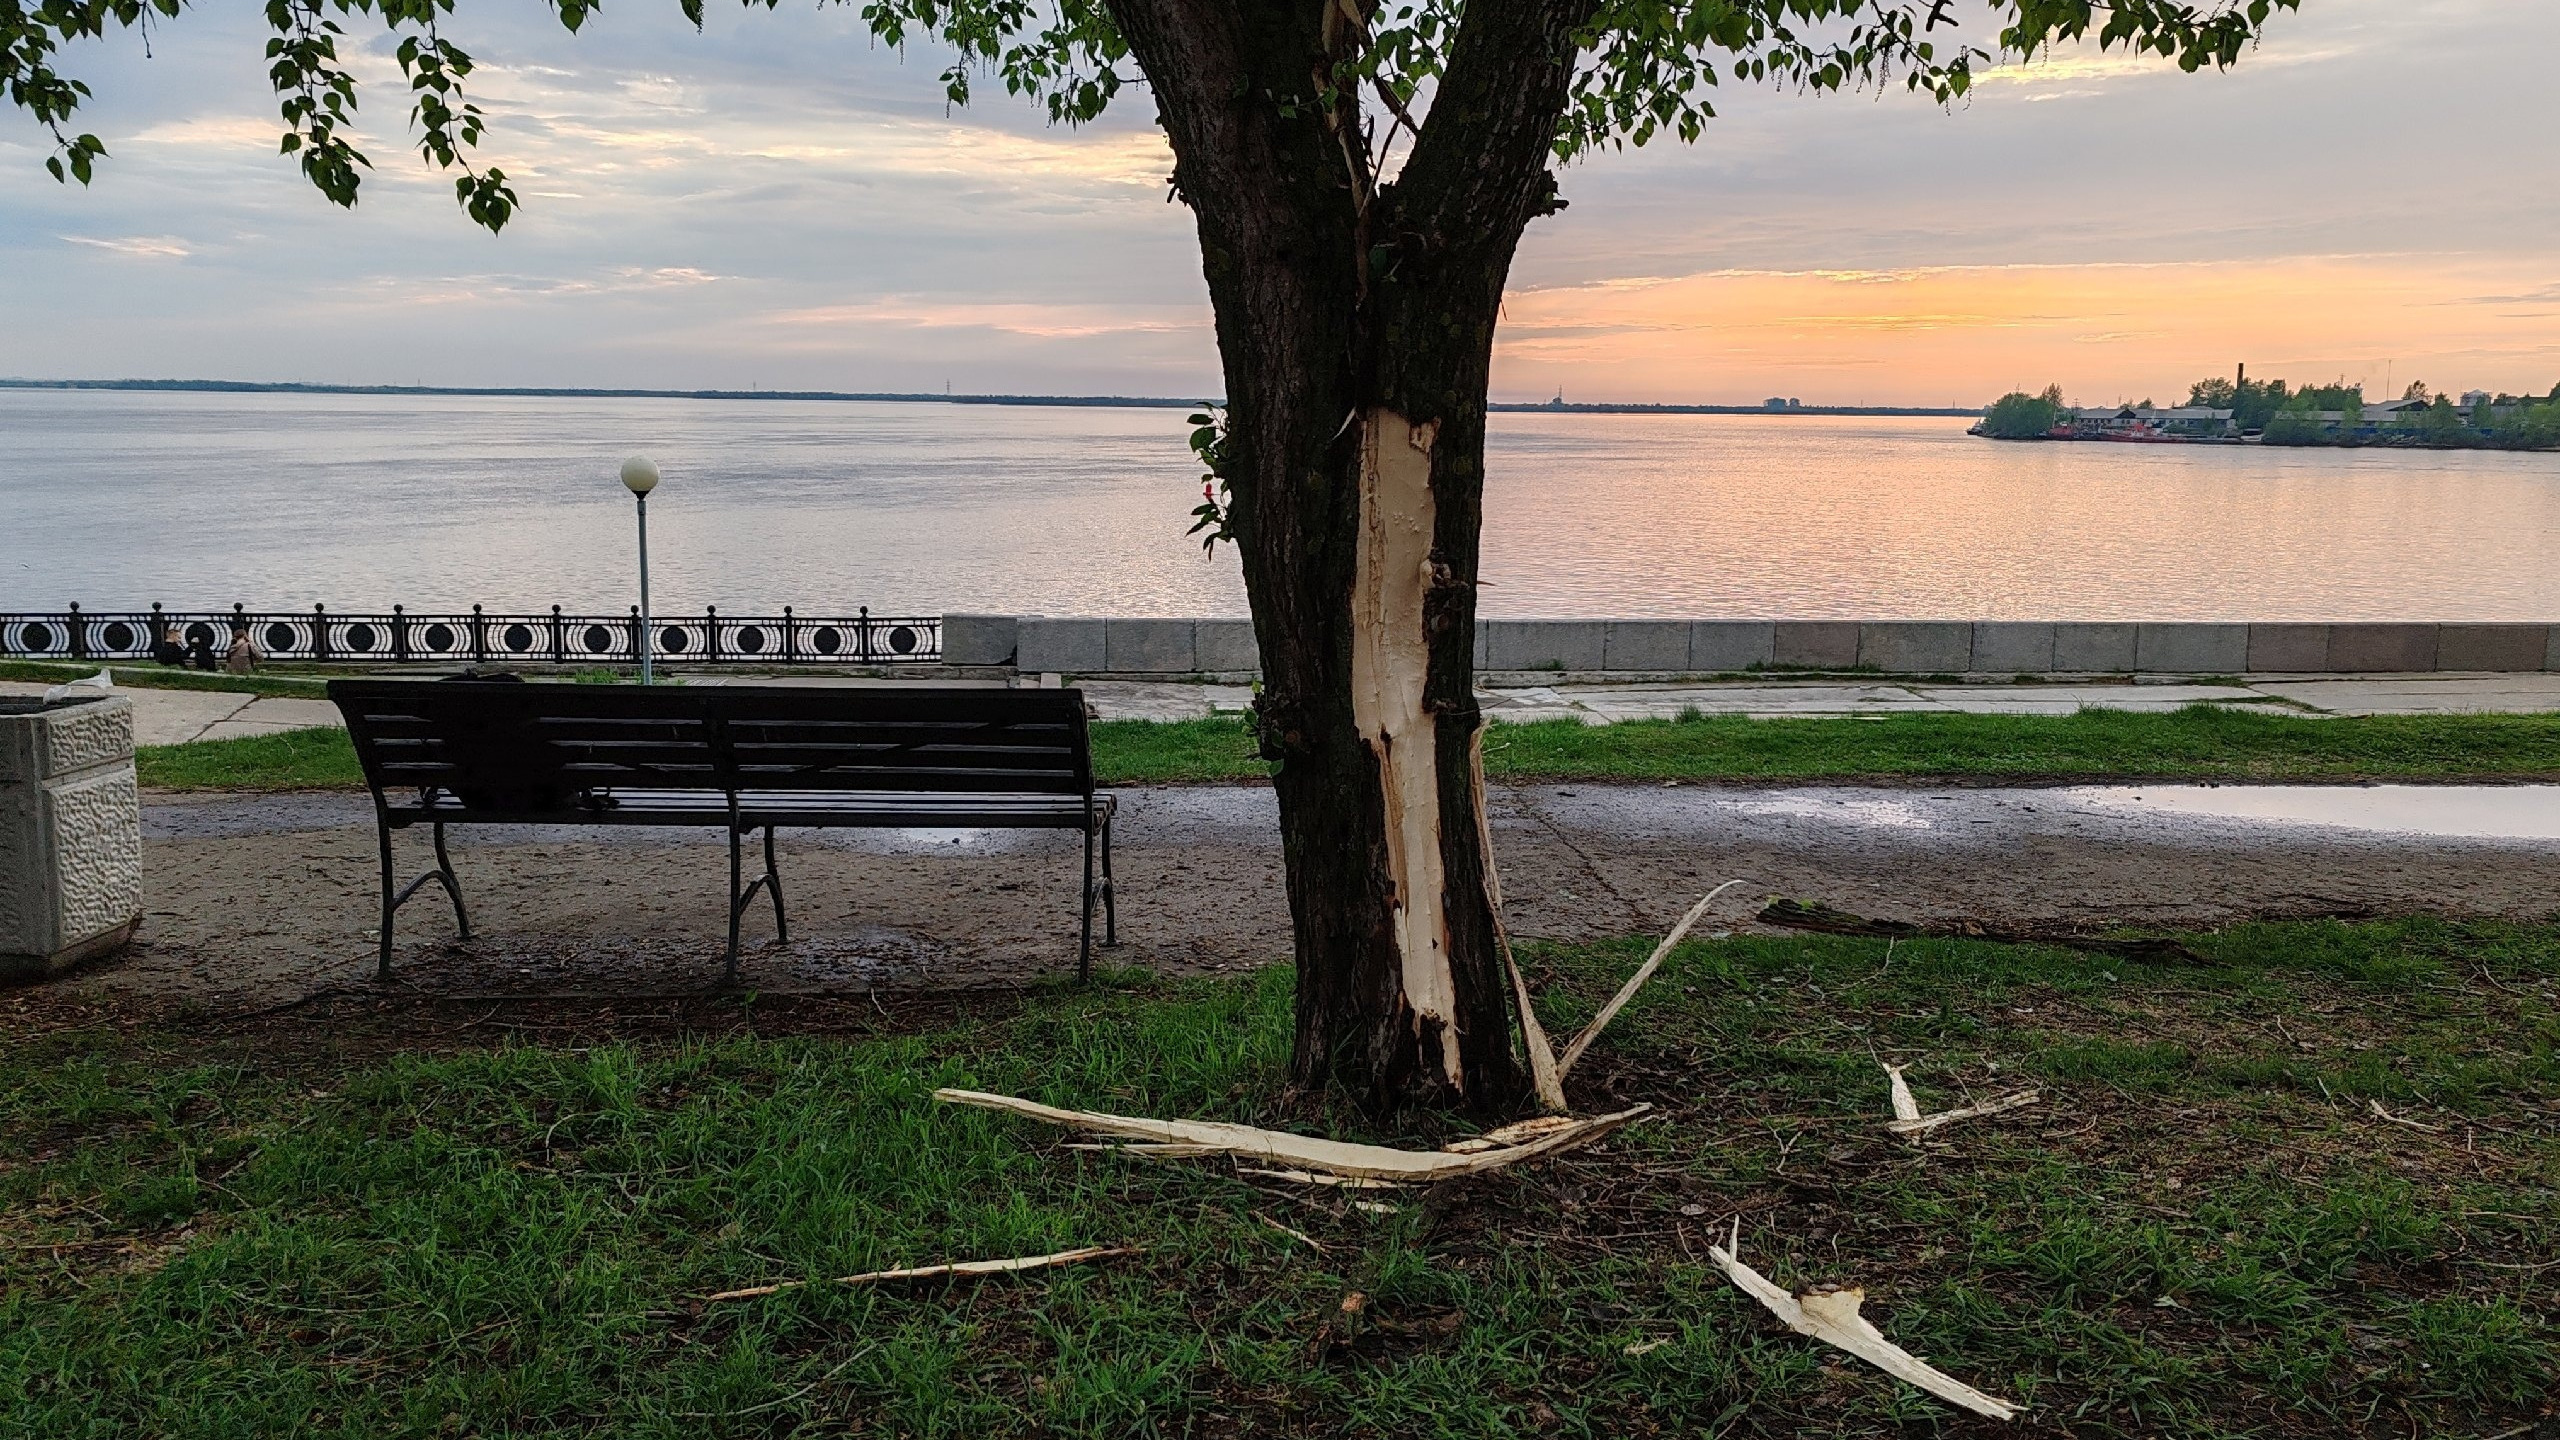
left=949, top=616, right=2560, bottom=678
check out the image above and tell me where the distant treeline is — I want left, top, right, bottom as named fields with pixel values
left=1981, top=376, right=2560, bottom=449
left=1978, top=386, right=2072, bottom=438
left=2254, top=381, right=2560, bottom=450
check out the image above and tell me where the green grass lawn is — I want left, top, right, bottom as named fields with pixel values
left=136, top=705, right=2560, bottom=790
left=4, top=919, right=2552, bottom=1437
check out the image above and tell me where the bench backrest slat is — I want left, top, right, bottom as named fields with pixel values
left=329, top=681, right=1095, bottom=810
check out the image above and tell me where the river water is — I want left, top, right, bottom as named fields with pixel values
left=5, top=388, right=2557, bottom=618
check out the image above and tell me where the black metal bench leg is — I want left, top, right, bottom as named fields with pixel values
left=725, top=823, right=744, bottom=985
left=377, top=818, right=471, bottom=981
left=763, top=825, right=788, bottom=943
left=431, top=822, right=471, bottom=940
left=376, top=817, right=397, bottom=981
left=1100, top=811, right=1117, bottom=948
left=1079, top=817, right=1095, bottom=983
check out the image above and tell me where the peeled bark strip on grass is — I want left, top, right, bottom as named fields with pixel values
left=1885, top=1063, right=1922, bottom=1125
left=703, top=1245, right=1139, bottom=1304
left=1478, top=730, right=1566, bottom=1113
left=1709, top=1224, right=2019, bottom=1421
left=1877, top=1064, right=2043, bottom=1138
left=1505, top=880, right=1745, bottom=1113
left=1554, top=880, right=1747, bottom=1079
left=1890, top=1090, right=2041, bottom=1138
left=934, top=1087, right=1648, bottom=1182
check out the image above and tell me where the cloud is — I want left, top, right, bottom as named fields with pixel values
left=1, top=0, right=2551, bottom=401
left=60, top=234, right=192, bottom=258
left=2465, top=284, right=2560, bottom=305
left=761, top=296, right=1204, bottom=341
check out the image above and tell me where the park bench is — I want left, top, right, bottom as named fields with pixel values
left=328, top=679, right=1116, bottom=983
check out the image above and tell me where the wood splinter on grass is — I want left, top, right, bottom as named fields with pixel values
left=1504, top=879, right=1747, bottom=1113
left=1255, top=1211, right=1326, bottom=1251
left=934, top=1088, right=1649, bottom=1182
left=702, top=1245, right=1138, bottom=1304
left=1881, top=1062, right=2041, bottom=1138
left=1709, top=1221, right=2019, bottom=1421
left=2367, top=1100, right=2440, bottom=1132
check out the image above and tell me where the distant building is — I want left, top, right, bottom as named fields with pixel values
left=2461, top=389, right=2493, bottom=411
left=2361, top=398, right=2430, bottom=424
left=2066, top=404, right=2233, bottom=437
left=1764, top=397, right=1788, bottom=410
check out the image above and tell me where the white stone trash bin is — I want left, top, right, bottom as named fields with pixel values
left=0, top=694, right=143, bottom=980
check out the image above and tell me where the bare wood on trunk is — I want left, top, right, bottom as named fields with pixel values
left=1352, top=408, right=1461, bottom=1085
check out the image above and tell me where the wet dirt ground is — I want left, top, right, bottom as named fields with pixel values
left=31, top=781, right=2560, bottom=1017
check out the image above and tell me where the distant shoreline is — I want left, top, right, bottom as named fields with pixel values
left=0, top=377, right=1983, bottom=417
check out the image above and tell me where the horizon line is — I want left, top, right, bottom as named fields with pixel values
left=0, top=377, right=1986, bottom=417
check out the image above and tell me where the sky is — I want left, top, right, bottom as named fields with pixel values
left=1, top=0, right=2552, bottom=407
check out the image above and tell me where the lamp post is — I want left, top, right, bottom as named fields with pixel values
left=620, top=455, right=660, bottom=684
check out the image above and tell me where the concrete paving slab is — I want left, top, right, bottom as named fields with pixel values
left=0, top=683, right=256, bottom=747
left=1556, top=684, right=1957, bottom=717
left=193, top=697, right=344, bottom=742
left=1070, top=680, right=1254, bottom=721
left=1908, top=684, right=2273, bottom=715
left=2244, top=675, right=2560, bottom=716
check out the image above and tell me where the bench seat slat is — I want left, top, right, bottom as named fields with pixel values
left=382, top=788, right=1111, bottom=830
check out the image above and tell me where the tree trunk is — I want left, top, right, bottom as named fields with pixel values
left=1105, top=0, right=1593, bottom=1115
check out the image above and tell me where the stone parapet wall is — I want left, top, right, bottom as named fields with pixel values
left=1, top=695, right=143, bottom=980
left=951, top=616, right=2560, bottom=678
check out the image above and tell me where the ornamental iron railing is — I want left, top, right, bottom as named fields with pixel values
left=0, top=604, right=940, bottom=667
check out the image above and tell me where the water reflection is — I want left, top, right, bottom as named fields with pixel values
left=6, top=391, right=2556, bottom=618
left=2069, top=785, right=2560, bottom=840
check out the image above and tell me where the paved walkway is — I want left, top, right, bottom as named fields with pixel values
left=0, top=681, right=342, bottom=746
left=11, top=670, right=2560, bottom=746
left=1065, top=673, right=2560, bottom=722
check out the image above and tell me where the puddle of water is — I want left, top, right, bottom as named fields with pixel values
left=1719, top=796, right=1937, bottom=830
left=2068, top=785, right=2560, bottom=840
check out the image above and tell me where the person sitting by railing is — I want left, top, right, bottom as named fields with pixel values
left=151, top=624, right=185, bottom=667
left=224, top=625, right=260, bottom=675
left=185, top=628, right=220, bottom=671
